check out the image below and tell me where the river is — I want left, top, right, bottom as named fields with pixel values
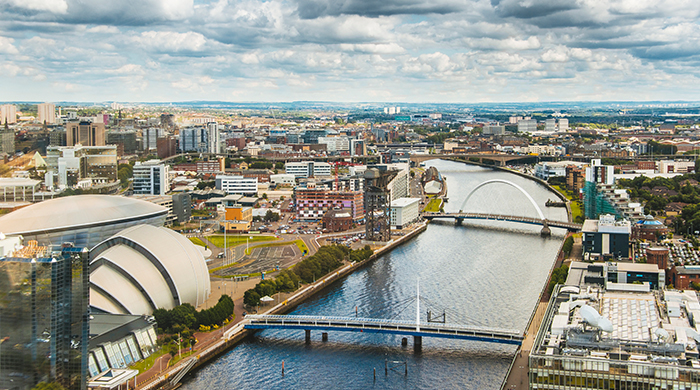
left=180, top=159, right=568, bottom=390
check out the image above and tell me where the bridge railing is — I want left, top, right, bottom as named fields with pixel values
left=245, top=314, right=521, bottom=337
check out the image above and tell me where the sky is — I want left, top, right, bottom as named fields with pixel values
left=1, top=0, right=699, bottom=103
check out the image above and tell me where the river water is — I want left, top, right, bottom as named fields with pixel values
left=180, top=160, right=568, bottom=390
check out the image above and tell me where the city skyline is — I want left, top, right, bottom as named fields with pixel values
left=1, top=0, right=699, bottom=103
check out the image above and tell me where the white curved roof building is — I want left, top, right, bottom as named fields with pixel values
left=90, top=224, right=211, bottom=315
left=0, top=195, right=167, bottom=249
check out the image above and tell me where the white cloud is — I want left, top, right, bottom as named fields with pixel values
left=3, top=0, right=67, bottom=14
left=133, top=31, right=208, bottom=53
left=0, top=36, right=19, bottom=54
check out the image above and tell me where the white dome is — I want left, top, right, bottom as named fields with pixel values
left=89, top=225, right=211, bottom=315
left=0, top=195, right=167, bottom=235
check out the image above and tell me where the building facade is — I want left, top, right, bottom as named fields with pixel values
left=294, top=183, right=364, bottom=221
left=0, top=242, right=89, bottom=390
left=215, top=174, right=258, bottom=195
left=390, top=197, right=421, bottom=229
left=133, top=160, right=170, bottom=196
left=38, top=102, right=56, bottom=124
left=285, top=161, right=332, bottom=178
left=66, top=121, right=106, bottom=146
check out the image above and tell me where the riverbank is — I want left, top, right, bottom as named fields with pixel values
left=446, top=157, right=571, bottom=222
left=138, top=221, right=428, bottom=390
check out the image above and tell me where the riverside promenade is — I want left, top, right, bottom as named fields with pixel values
left=135, top=221, right=428, bottom=390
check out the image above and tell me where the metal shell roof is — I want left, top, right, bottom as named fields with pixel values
left=0, top=195, right=168, bottom=235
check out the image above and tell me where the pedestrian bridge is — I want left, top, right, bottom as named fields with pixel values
left=243, top=314, right=524, bottom=346
left=421, top=212, right=581, bottom=232
left=423, top=178, right=581, bottom=235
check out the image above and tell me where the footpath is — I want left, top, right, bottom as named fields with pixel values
left=135, top=221, right=428, bottom=389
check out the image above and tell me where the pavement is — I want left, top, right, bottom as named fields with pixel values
left=501, top=301, right=548, bottom=390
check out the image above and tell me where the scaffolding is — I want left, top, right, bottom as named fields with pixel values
left=583, top=182, right=619, bottom=220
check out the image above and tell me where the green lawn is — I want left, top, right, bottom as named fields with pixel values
left=552, top=185, right=583, bottom=223
left=423, top=197, right=443, bottom=212
left=188, top=237, right=206, bottom=247
left=129, top=348, right=168, bottom=374
left=208, top=235, right=278, bottom=249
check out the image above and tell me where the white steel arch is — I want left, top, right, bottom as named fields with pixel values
left=459, top=179, right=545, bottom=220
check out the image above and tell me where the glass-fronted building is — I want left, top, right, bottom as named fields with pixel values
left=0, top=245, right=89, bottom=390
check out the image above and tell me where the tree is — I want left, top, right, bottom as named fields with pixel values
left=562, top=236, right=574, bottom=257
left=262, top=193, right=268, bottom=200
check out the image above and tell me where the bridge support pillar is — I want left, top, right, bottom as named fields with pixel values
left=455, top=218, right=463, bottom=226
left=401, top=337, right=408, bottom=347
left=541, top=221, right=551, bottom=237
left=413, top=336, right=422, bottom=351
left=305, top=329, right=311, bottom=343
left=322, top=332, right=328, bottom=342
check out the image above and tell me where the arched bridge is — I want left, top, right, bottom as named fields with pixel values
left=422, top=179, right=581, bottom=235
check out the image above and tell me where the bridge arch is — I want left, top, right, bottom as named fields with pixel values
left=459, top=179, right=545, bottom=220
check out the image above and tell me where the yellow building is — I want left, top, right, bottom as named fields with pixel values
left=223, top=206, right=252, bottom=232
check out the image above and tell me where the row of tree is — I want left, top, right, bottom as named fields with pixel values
left=153, top=295, right=234, bottom=333
left=243, top=245, right=374, bottom=307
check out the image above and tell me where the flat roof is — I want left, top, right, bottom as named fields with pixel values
left=391, top=197, right=421, bottom=207
left=0, top=178, right=41, bottom=187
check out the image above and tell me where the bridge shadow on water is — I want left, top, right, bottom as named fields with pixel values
left=427, top=219, right=568, bottom=237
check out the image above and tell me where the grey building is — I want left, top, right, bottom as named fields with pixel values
left=172, top=193, right=192, bottom=223
left=107, top=131, right=138, bottom=155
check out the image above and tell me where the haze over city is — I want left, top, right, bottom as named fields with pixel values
left=1, top=0, right=699, bottom=103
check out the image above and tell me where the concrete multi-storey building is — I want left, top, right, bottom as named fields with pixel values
left=390, top=197, right=421, bottom=229
left=215, top=175, right=258, bottom=195
left=132, top=160, right=170, bottom=196
left=518, top=118, right=537, bottom=133
left=107, top=131, right=138, bottom=155
left=285, top=161, right=332, bottom=178
left=38, top=102, right=56, bottom=124
left=0, top=104, right=16, bottom=124
left=207, top=122, right=220, bottom=154
left=545, top=118, right=557, bottom=132
left=66, top=120, right=106, bottom=146
left=142, top=128, right=163, bottom=151
left=483, top=124, right=506, bottom=135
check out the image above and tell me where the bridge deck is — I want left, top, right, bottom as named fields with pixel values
left=422, top=212, right=581, bottom=230
left=244, top=315, right=523, bottom=345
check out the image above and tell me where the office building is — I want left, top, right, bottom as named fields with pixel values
left=49, top=127, right=67, bottom=146
left=215, top=174, right=258, bottom=195
left=0, top=104, right=16, bottom=124
left=142, top=127, right=163, bottom=151
left=90, top=224, right=210, bottom=315
left=566, top=165, right=585, bottom=194
left=482, top=124, right=506, bottom=135
left=179, top=126, right=207, bottom=152
left=528, top=268, right=700, bottom=390
left=390, top=197, right=421, bottom=229
left=107, top=131, right=138, bottom=155
left=46, top=145, right=117, bottom=187
left=0, top=195, right=167, bottom=248
left=0, top=239, right=89, bottom=390
left=301, top=129, right=328, bottom=144
left=38, top=102, right=56, bottom=124
left=157, top=137, right=178, bottom=159
left=518, top=118, right=537, bottom=133
left=285, top=161, right=332, bottom=178
left=66, top=120, right=106, bottom=146
left=582, top=214, right=631, bottom=260
left=0, top=124, right=13, bottom=155
left=351, top=139, right=366, bottom=156
left=133, top=160, right=170, bottom=196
